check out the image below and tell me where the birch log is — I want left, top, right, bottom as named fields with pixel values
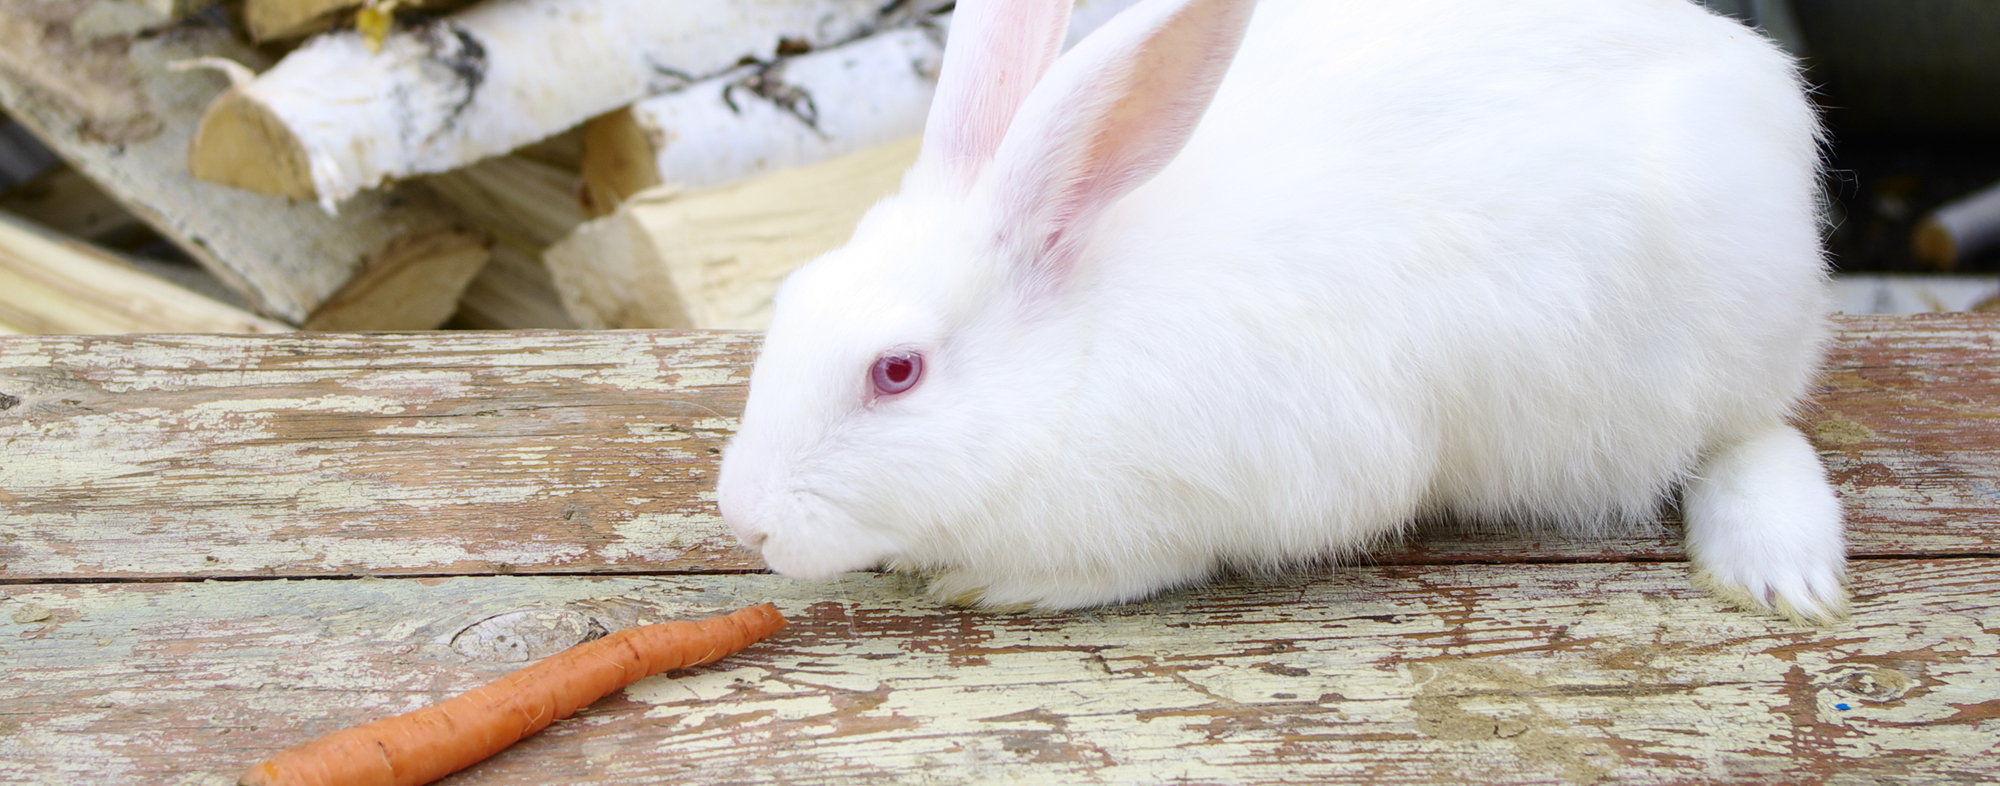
left=0, top=209, right=290, bottom=334
left=0, top=0, right=491, bottom=327
left=579, top=26, right=944, bottom=214
left=546, top=136, right=920, bottom=330
left=189, top=0, right=953, bottom=212
left=579, top=0, right=1143, bottom=214
left=1913, top=178, right=2000, bottom=269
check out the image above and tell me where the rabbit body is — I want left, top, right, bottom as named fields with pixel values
left=718, top=0, right=1847, bottom=621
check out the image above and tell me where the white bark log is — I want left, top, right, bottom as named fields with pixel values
left=581, top=0, right=1142, bottom=211
left=1913, top=178, right=2000, bottom=270
left=545, top=136, right=920, bottom=330
left=598, top=26, right=943, bottom=197
left=192, top=0, right=953, bottom=212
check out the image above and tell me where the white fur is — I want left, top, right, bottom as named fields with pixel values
left=717, top=0, right=1848, bottom=622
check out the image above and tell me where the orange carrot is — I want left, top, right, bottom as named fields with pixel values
left=239, top=603, right=788, bottom=786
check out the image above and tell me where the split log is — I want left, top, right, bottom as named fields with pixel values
left=244, top=0, right=471, bottom=44
left=579, top=26, right=943, bottom=214
left=298, top=220, right=490, bottom=331
left=189, top=0, right=953, bottom=211
left=423, top=151, right=589, bottom=328
left=452, top=244, right=579, bottom=330
left=578, top=0, right=1144, bottom=214
left=0, top=208, right=289, bottom=334
left=1913, top=178, right=2000, bottom=269
left=425, top=151, right=587, bottom=254
left=0, top=0, right=492, bottom=327
left=545, top=135, right=919, bottom=330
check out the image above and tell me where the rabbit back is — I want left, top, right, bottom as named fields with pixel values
left=1058, top=0, right=1828, bottom=558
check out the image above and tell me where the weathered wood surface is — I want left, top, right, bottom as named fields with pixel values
left=0, top=314, right=1993, bottom=582
left=3, top=562, right=1995, bottom=785
left=0, top=329, right=763, bottom=579
left=0, top=313, right=1994, bottom=785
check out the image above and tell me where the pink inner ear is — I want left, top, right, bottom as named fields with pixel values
left=991, top=0, right=1257, bottom=283
left=920, top=0, right=1073, bottom=189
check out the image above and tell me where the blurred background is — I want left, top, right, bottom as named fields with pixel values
left=1, top=0, right=1996, bottom=334
left=1708, top=0, right=2000, bottom=312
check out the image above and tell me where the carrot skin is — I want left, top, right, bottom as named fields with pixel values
left=239, top=603, right=788, bottom=786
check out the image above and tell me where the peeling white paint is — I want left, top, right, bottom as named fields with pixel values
left=601, top=512, right=730, bottom=564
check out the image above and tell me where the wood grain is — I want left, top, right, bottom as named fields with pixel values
left=0, top=330, right=763, bottom=580
left=1, top=314, right=1995, bottom=583
left=0, top=313, right=1993, bottom=785
left=2, top=562, right=1993, bottom=785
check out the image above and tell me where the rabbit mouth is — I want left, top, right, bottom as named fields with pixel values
left=734, top=488, right=901, bottom=582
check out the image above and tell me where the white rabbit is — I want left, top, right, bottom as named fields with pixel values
left=716, top=0, right=1848, bottom=623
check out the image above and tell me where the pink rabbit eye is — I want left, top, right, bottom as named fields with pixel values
left=870, top=351, right=923, bottom=396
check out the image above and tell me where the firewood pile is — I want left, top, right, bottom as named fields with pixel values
left=0, top=0, right=1141, bottom=335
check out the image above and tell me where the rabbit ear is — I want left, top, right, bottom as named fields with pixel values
left=920, top=0, right=1073, bottom=190
left=987, top=0, right=1254, bottom=286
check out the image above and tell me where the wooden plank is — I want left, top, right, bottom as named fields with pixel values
left=0, top=330, right=764, bottom=579
left=1, top=561, right=1994, bottom=784
left=1, top=315, right=1995, bottom=582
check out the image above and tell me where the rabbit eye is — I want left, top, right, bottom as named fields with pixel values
left=870, top=351, right=923, bottom=396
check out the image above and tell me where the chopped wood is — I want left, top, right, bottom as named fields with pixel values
left=0, top=0, right=493, bottom=327
left=421, top=147, right=589, bottom=329
left=190, top=0, right=953, bottom=211
left=577, top=1, right=1146, bottom=215
left=0, top=314, right=1990, bottom=582
left=298, top=220, right=490, bottom=331
left=578, top=106, right=663, bottom=217
left=579, top=26, right=944, bottom=215
left=1913, top=178, right=2000, bottom=270
left=0, top=208, right=290, bottom=334
left=450, top=244, right=580, bottom=330
left=547, top=135, right=920, bottom=330
left=424, top=151, right=588, bottom=253
left=244, top=0, right=472, bottom=43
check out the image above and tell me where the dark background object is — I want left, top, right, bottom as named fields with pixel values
left=1793, top=0, right=2000, bottom=136
left=1785, top=0, right=2000, bottom=273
